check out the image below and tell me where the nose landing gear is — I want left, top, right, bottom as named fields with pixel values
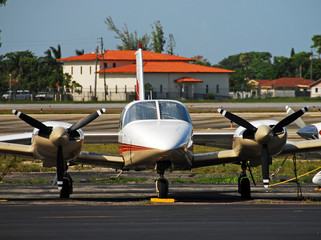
left=155, top=161, right=171, bottom=198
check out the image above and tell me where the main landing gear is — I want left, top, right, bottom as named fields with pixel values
left=59, top=168, right=73, bottom=199
left=238, top=161, right=252, bottom=200
left=155, top=161, right=170, bottom=198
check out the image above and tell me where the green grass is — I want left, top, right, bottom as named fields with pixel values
left=1, top=144, right=320, bottom=185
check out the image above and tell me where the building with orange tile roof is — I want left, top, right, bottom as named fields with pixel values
left=58, top=50, right=234, bottom=101
left=248, top=78, right=314, bottom=98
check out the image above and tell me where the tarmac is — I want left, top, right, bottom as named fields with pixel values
left=1, top=170, right=321, bottom=205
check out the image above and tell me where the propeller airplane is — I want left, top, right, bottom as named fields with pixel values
left=0, top=46, right=320, bottom=200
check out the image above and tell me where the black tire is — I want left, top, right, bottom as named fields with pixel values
left=240, top=177, right=251, bottom=200
left=156, top=178, right=168, bottom=198
left=59, top=177, right=72, bottom=199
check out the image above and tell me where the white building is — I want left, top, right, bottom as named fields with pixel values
left=310, top=79, right=321, bottom=98
left=58, top=50, right=234, bottom=101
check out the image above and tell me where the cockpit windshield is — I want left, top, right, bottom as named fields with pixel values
left=122, top=100, right=191, bottom=127
left=123, top=101, right=157, bottom=126
left=159, top=101, right=191, bottom=123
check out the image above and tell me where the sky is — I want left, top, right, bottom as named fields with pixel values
left=0, top=0, right=320, bottom=64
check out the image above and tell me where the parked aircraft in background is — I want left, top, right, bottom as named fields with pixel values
left=0, top=47, right=320, bottom=200
left=286, top=106, right=321, bottom=189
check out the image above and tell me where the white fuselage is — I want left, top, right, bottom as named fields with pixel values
left=118, top=100, right=193, bottom=170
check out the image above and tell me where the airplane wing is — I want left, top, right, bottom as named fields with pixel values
left=84, top=132, right=119, bottom=144
left=74, top=151, right=124, bottom=169
left=0, top=132, right=119, bottom=145
left=0, top=133, right=32, bottom=145
left=0, top=141, right=34, bottom=157
left=282, top=139, right=321, bottom=155
left=0, top=140, right=124, bottom=169
left=192, top=149, right=239, bottom=168
left=192, top=131, right=234, bottom=149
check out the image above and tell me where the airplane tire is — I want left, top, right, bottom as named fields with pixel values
left=60, top=175, right=73, bottom=199
left=240, top=177, right=251, bottom=200
left=156, top=178, right=168, bottom=198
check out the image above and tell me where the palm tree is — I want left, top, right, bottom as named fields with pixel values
left=75, top=49, right=84, bottom=56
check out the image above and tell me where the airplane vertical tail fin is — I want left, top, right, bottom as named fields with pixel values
left=135, top=44, right=145, bottom=100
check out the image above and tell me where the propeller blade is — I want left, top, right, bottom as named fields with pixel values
left=273, top=106, right=309, bottom=134
left=56, top=145, right=64, bottom=191
left=12, top=110, right=50, bottom=134
left=217, top=108, right=256, bottom=131
left=261, top=144, right=270, bottom=188
left=68, top=108, right=106, bottom=133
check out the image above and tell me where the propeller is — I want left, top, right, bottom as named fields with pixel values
left=13, top=108, right=106, bottom=192
left=12, top=110, right=51, bottom=136
left=217, top=106, right=309, bottom=188
left=217, top=108, right=256, bottom=131
left=68, top=108, right=106, bottom=133
left=272, top=106, right=309, bottom=134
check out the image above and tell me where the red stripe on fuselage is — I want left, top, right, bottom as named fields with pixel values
left=119, top=143, right=154, bottom=155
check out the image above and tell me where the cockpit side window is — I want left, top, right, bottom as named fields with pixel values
left=123, top=101, right=157, bottom=126
left=159, top=101, right=191, bottom=123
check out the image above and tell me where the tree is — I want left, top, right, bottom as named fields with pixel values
left=165, top=34, right=176, bottom=55
left=0, top=0, right=7, bottom=6
left=291, top=48, right=295, bottom=57
left=75, top=49, right=84, bottom=56
left=291, top=52, right=310, bottom=78
left=311, top=35, right=321, bottom=58
left=104, top=16, right=150, bottom=50
left=193, top=55, right=211, bottom=66
left=151, top=21, right=165, bottom=53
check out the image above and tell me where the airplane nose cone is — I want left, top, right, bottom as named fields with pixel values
left=50, top=127, right=69, bottom=146
left=255, top=125, right=272, bottom=144
left=127, top=121, right=192, bottom=151
left=297, top=125, right=319, bottom=140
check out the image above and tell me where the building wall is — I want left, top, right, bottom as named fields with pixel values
left=63, top=60, right=230, bottom=101
left=311, top=82, right=321, bottom=98
left=63, top=61, right=97, bottom=91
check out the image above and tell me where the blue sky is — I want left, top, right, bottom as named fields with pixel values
left=0, top=0, right=320, bottom=64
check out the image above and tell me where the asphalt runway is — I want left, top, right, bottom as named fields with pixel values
left=1, top=182, right=321, bottom=240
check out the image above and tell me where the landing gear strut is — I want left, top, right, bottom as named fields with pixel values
left=59, top=172, right=73, bottom=199
left=238, top=161, right=251, bottom=200
left=155, top=161, right=170, bottom=198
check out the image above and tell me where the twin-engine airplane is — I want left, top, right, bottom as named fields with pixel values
left=0, top=46, right=321, bottom=200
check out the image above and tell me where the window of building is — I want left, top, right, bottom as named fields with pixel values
left=216, top=84, right=220, bottom=94
left=316, top=88, right=319, bottom=93
left=206, top=85, right=209, bottom=94
left=89, top=66, right=92, bottom=74
left=104, top=63, right=108, bottom=69
left=71, top=66, right=73, bottom=75
left=113, top=63, right=116, bottom=68
left=80, top=66, right=83, bottom=75
left=160, top=84, right=163, bottom=94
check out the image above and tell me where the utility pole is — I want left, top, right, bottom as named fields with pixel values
left=101, top=37, right=107, bottom=101
left=94, top=46, right=99, bottom=101
left=310, top=49, right=313, bottom=80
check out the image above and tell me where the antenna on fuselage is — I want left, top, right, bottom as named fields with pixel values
left=135, top=44, right=145, bottom=100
